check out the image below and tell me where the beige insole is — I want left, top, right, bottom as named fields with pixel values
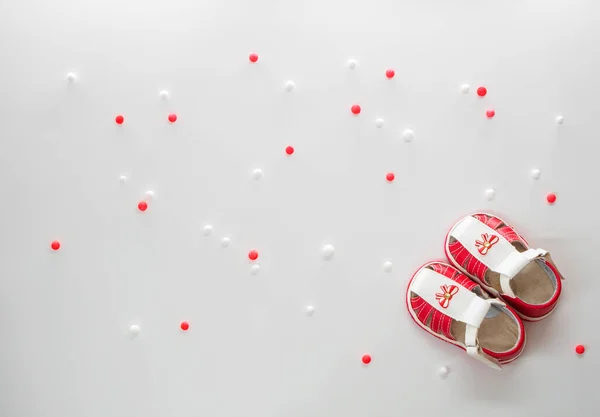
left=485, top=244, right=556, bottom=305
left=451, top=309, right=519, bottom=353
left=450, top=236, right=557, bottom=305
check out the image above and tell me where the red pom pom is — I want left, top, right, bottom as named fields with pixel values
left=576, top=345, right=585, bottom=355
left=385, top=69, right=395, bottom=79
left=477, top=86, right=487, bottom=97
left=168, top=113, right=177, bottom=123
left=249, top=53, right=258, bottom=63
left=362, top=354, right=371, bottom=364
left=248, top=250, right=259, bottom=261
left=386, top=172, right=395, bottom=182
left=180, top=321, right=189, bottom=331
left=115, top=115, right=124, bottom=124
left=486, top=109, right=495, bottom=118
left=285, top=146, right=294, bottom=155
left=546, top=193, right=557, bottom=204
left=351, top=104, right=361, bottom=115
left=138, top=201, right=148, bottom=211
left=51, top=240, right=61, bottom=251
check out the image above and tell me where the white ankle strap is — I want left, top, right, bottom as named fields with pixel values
left=464, top=298, right=505, bottom=371
left=451, top=216, right=547, bottom=297
left=411, top=268, right=504, bottom=370
left=497, top=248, right=547, bottom=297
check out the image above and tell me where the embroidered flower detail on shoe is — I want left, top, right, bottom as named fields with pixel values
left=475, top=233, right=499, bottom=255
left=435, top=285, right=459, bottom=308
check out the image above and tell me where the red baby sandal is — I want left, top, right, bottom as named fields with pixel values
left=444, top=213, right=564, bottom=321
left=406, top=261, right=526, bottom=370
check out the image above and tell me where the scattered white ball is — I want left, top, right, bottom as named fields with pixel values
left=129, top=324, right=140, bottom=337
left=252, top=168, right=264, bottom=180
left=284, top=80, right=295, bottom=92
left=484, top=188, right=496, bottom=201
left=375, top=118, right=385, bottom=128
left=202, top=225, right=213, bottom=236
left=159, top=90, right=169, bottom=100
left=145, top=189, right=155, bottom=199
left=251, top=264, right=260, bottom=275
left=383, top=261, right=393, bottom=272
left=556, top=115, right=564, bottom=124
left=322, top=244, right=335, bottom=260
left=531, top=169, right=541, bottom=180
left=347, top=58, right=358, bottom=69
left=401, top=128, right=415, bottom=143
left=220, top=237, right=231, bottom=248
left=306, top=305, right=315, bottom=316
left=66, top=72, right=77, bottom=82
left=119, top=175, right=128, bottom=183
left=438, top=366, right=449, bottom=378
left=460, top=84, right=470, bottom=94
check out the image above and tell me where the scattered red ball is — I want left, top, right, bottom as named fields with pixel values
left=115, top=115, right=124, bottom=124
left=249, top=53, right=258, bottom=63
left=385, top=69, right=395, bottom=79
left=138, top=201, right=148, bottom=211
left=477, top=86, right=487, bottom=97
left=576, top=345, right=585, bottom=355
left=351, top=104, right=361, bottom=115
left=51, top=240, right=61, bottom=251
left=546, top=193, right=557, bottom=204
left=285, top=146, right=294, bottom=155
left=362, top=354, right=371, bottom=364
left=248, top=250, right=259, bottom=261
left=168, top=113, right=177, bottom=123
left=386, top=172, right=395, bottom=182
left=180, top=321, right=189, bottom=331
left=486, top=109, right=495, bottom=118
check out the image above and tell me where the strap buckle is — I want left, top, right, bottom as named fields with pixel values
left=466, top=345, right=502, bottom=371
left=464, top=301, right=504, bottom=371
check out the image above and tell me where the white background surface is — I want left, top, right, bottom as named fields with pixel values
left=0, top=0, right=598, bottom=416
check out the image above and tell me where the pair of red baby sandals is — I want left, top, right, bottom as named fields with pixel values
left=406, top=213, right=564, bottom=370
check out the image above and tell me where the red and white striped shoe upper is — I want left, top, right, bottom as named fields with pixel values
left=409, top=263, right=477, bottom=341
left=407, top=261, right=525, bottom=365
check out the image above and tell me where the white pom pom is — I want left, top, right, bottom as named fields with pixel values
left=322, top=244, right=335, bottom=260
left=203, top=225, right=213, bottom=236
left=129, top=324, right=140, bottom=337
left=484, top=188, right=496, bottom=201
left=284, top=80, right=296, bottom=92
left=402, top=128, right=415, bottom=143
left=252, top=168, right=264, bottom=180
